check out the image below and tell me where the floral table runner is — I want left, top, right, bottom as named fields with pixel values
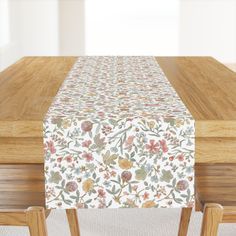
left=44, top=57, right=195, bottom=209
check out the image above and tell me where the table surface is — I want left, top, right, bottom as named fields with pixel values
left=1, top=56, right=236, bottom=163
left=0, top=57, right=236, bottom=209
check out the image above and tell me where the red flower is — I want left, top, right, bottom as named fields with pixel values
left=47, top=141, right=56, bottom=154
left=82, top=152, right=93, bottom=162
left=159, top=140, right=168, bottom=153
left=146, top=140, right=159, bottom=153
left=82, top=140, right=92, bottom=148
left=169, top=156, right=174, bottom=161
left=57, top=157, right=62, bottom=162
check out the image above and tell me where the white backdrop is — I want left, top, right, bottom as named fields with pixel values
left=0, top=0, right=236, bottom=71
left=85, top=0, right=180, bottom=55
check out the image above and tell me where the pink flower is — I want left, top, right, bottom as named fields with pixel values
left=81, top=121, right=93, bottom=132
left=82, top=152, right=93, bottom=162
left=143, top=192, right=149, bottom=200
left=66, top=155, right=72, bottom=162
left=47, top=141, right=56, bottom=154
left=121, top=171, right=132, bottom=182
left=125, top=135, right=135, bottom=147
left=176, top=180, right=189, bottom=191
left=102, top=125, right=112, bottom=135
left=104, top=173, right=110, bottom=179
left=132, top=185, right=138, bottom=191
left=57, top=157, right=62, bottom=163
left=187, top=201, right=194, bottom=208
left=82, top=140, right=92, bottom=148
left=66, top=181, right=78, bottom=192
left=98, top=189, right=106, bottom=198
left=97, top=112, right=105, bottom=118
left=177, top=154, right=184, bottom=161
left=159, top=140, right=168, bottom=153
left=76, top=203, right=84, bottom=208
left=146, top=140, right=159, bottom=153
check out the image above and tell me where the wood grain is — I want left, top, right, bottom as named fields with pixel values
left=0, top=209, right=27, bottom=226
left=222, top=206, right=236, bottom=223
left=195, top=164, right=236, bottom=207
left=178, top=208, right=192, bottom=236
left=26, top=207, right=48, bottom=236
left=0, top=207, right=48, bottom=236
left=200, top=203, right=223, bottom=236
left=0, top=164, right=45, bottom=209
left=196, top=138, right=236, bottom=163
left=66, top=209, right=81, bottom=236
left=157, top=57, right=236, bottom=138
left=0, top=138, right=43, bottom=163
left=0, top=57, right=77, bottom=137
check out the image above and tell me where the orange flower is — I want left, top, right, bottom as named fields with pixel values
left=125, top=136, right=135, bottom=146
left=118, top=159, right=133, bottom=169
left=142, top=192, right=149, bottom=200
left=142, top=200, right=156, bottom=208
left=82, top=179, right=94, bottom=192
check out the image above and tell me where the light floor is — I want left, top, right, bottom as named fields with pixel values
left=0, top=209, right=236, bottom=236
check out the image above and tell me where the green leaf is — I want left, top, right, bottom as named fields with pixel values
left=135, top=167, right=147, bottom=180
left=102, top=151, right=118, bottom=165
left=160, top=170, right=173, bottom=183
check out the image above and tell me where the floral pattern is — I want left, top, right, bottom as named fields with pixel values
left=44, top=57, right=195, bottom=209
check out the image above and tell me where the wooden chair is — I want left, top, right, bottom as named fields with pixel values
left=0, top=207, right=80, bottom=236
left=178, top=204, right=236, bottom=236
left=178, top=163, right=236, bottom=236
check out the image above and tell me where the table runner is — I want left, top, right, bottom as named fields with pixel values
left=44, top=57, right=195, bottom=209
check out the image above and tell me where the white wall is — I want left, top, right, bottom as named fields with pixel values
left=179, top=0, right=236, bottom=63
left=58, top=0, right=85, bottom=55
left=0, top=0, right=22, bottom=71
left=0, top=0, right=59, bottom=71
left=85, top=0, right=180, bottom=55
left=0, top=0, right=236, bottom=71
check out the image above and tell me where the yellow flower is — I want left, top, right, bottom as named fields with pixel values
left=147, top=121, right=155, bottom=129
left=142, top=201, right=156, bottom=208
left=82, top=179, right=94, bottom=192
left=118, top=159, right=133, bottom=170
left=62, top=119, right=71, bottom=129
left=175, top=119, right=184, bottom=127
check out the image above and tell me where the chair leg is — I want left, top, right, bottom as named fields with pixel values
left=178, top=208, right=192, bottom=236
left=26, top=207, right=48, bottom=236
left=66, top=209, right=81, bottom=236
left=200, top=203, right=223, bottom=236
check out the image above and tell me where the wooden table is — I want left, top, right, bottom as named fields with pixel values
left=0, top=57, right=236, bottom=235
